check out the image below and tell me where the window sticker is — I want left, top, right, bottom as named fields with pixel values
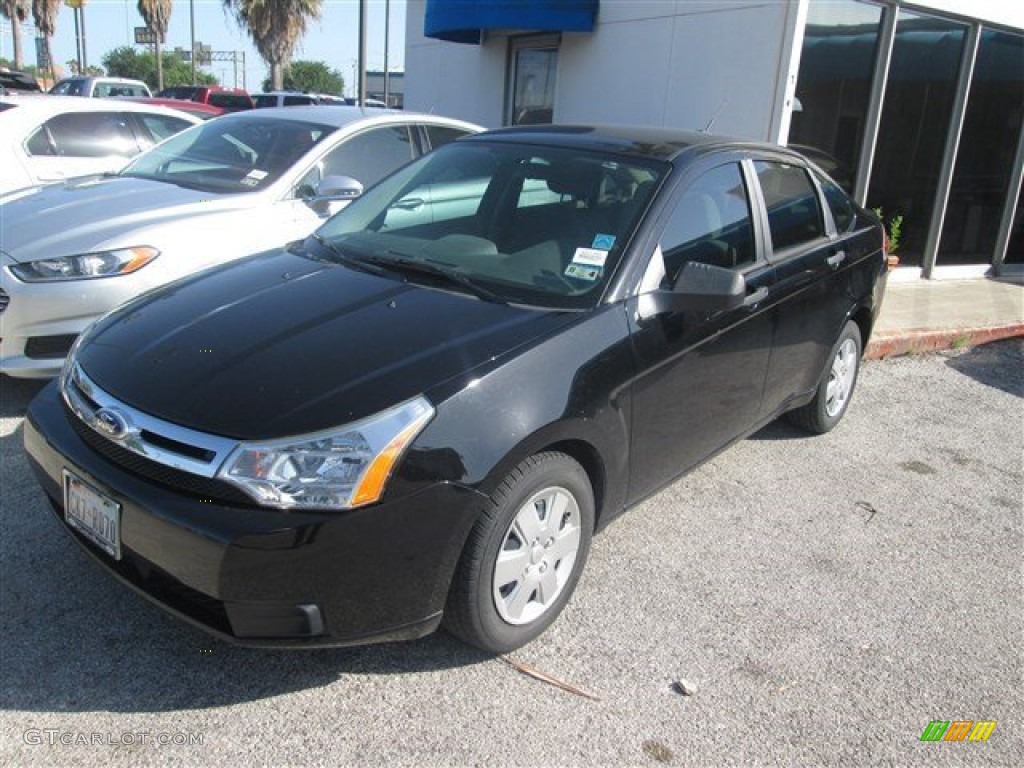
left=565, top=263, right=602, bottom=281
left=592, top=233, right=616, bottom=250
left=240, top=169, right=268, bottom=187
left=570, top=247, right=608, bottom=267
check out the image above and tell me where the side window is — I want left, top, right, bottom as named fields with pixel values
left=754, top=161, right=825, bottom=251
left=311, top=126, right=415, bottom=190
left=134, top=114, right=193, bottom=146
left=44, top=112, right=139, bottom=158
left=24, top=126, right=56, bottom=156
left=423, top=124, right=472, bottom=151
left=659, top=163, right=756, bottom=286
left=283, top=95, right=315, bottom=106
left=817, top=173, right=855, bottom=233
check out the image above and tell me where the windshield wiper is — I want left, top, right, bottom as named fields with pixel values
left=309, top=234, right=391, bottom=277
left=366, top=251, right=508, bottom=304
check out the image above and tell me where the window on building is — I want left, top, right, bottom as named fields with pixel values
left=867, top=11, right=967, bottom=268
left=937, top=30, right=1024, bottom=266
left=507, top=35, right=559, bottom=126
left=789, top=0, right=884, bottom=195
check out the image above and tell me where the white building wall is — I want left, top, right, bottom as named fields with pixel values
left=556, top=1, right=799, bottom=141
left=405, top=0, right=800, bottom=140
left=405, top=1, right=507, bottom=127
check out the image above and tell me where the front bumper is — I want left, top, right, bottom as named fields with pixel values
left=24, top=382, right=485, bottom=647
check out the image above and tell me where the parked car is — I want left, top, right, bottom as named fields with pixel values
left=0, top=107, right=482, bottom=377
left=156, top=85, right=254, bottom=112
left=0, top=95, right=201, bottom=194
left=0, top=68, right=42, bottom=94
left=128, top=97, right=226, bottom=120
left=23, top=125, right=888, bottom=653
left=253, top=91, right=346, bottom=108
left=50, top=76, right=152, bottom=99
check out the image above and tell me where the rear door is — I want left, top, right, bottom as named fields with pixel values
left=750, top=158, right=859, bottom=414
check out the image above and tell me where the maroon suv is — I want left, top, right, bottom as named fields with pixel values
left=156, top=86, right=254, bottom=112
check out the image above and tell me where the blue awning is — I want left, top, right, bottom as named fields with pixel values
left=425, top=0, right=598, bottom=45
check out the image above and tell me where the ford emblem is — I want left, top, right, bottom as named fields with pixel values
left=93, top=408, right=132, bottom=440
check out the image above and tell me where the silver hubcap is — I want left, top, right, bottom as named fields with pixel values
left=825, top=338, right=858, bottom=418
left=492, top=486, right=582, bottom=625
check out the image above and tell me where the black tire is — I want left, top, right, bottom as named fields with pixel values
left=444, top=452, right=594, bottom=654
left=787, top=320, right=862, bottom=434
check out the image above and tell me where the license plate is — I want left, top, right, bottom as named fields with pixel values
left=63, top=470, right=121, bottom=560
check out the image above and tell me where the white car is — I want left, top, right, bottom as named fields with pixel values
left=0, top=95, right=201, bottom=194
left=49, top=76, right=152, bottom=99
left=0, top=107, right=482, bottom=378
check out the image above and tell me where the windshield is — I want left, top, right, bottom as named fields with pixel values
left=315, top=141, right=667, bottom=309
left=119, top=115, right=336, bottom=194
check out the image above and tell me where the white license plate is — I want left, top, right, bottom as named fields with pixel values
left=63, top=470, right=121, bottom=560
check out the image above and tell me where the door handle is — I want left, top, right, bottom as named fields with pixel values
left=392, top=197, right=425, bottom=211
left=826, top=251, right=846, bottom=269
left=743, top=286, right=769, bottom=307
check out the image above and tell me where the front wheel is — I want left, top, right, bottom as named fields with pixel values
left=787, top=320, right=862, bottom=434
left=444, top=452, right=594, bottom=653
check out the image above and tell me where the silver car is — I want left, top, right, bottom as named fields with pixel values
left=0, top=107, right=482, bottom=378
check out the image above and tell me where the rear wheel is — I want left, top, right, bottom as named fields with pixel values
left=787, top=320, right=862, bottom=434
left=444, top=452, right=594, bottom=653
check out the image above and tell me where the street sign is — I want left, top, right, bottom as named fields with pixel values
left=134, top=26, right=156, bottom=45
left=35, top=37, right=50, bottom=70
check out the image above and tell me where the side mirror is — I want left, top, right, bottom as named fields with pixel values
left=672, top=261, right=746, bottom=312
left=638, top=261, right=746, bottom=318
left=316, top=175, right=363, bottom=202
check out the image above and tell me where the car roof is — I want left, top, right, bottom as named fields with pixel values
left=0, top=94, right=203, bottom=122
left=211, top=104, right=481, bottom=131
left=56, top=75, right=146, bottom=84
left=131, top=97, right=225, bottom=116
left=463, top=124, right=791, bottom=163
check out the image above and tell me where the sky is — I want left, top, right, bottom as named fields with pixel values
left=1, top=0, right=407, bottom=95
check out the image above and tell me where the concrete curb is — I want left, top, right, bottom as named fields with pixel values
left=865, top=323, right=1024, bottom=360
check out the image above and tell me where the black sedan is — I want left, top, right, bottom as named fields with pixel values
left=25, top=125, right=888, bottom=653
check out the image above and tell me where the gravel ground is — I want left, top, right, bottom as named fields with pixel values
left=1, top=341, right=1021, bottom=767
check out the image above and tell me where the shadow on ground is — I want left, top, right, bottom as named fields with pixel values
left=0, top=377, right=47, bottom=419
left=944, top=339, right=1023, bottom=398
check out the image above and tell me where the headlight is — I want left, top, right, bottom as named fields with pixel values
left=218, top=397, right=435, bottom=510
left=9, top=246, right=158, bottom=282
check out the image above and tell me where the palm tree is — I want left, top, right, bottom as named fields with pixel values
left=31, top=0, right=59, bottom=83
left=224, top=0, right=322, bottom=91
left=137, top=0, right=172, bottom=90
left=0, top=0, right=28, bottom=70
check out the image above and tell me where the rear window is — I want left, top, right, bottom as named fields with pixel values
left=816, top=173, right=856, bottom=233
left=50, top=79, right=87, bottom=96
left=209, top=93, right=251, bottom=110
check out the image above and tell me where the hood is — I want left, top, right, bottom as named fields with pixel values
left=0, top=176, right=258, bottom=261
left=77, top=246, right=574, bottom=439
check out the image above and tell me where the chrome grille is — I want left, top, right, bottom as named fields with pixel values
left=0, top=288, right=8, bottom=314
left=62, top=364, right=249, bottom=503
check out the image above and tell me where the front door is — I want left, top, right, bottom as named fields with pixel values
left=626, top=160, right=777, bottom=503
